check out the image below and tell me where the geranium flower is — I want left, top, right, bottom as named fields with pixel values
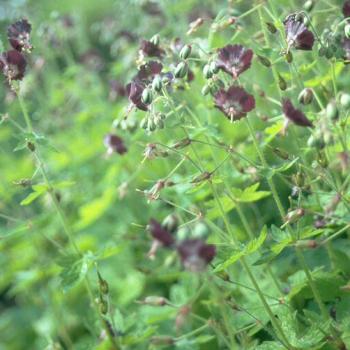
left=177, top=239, right=216, bottom=272
left=214, top=85, right=255, bottom=122
left=104, top=133, right=127, bottom=155
left=7, top=19, right=32, bottom=52
left=284, top=17, right=314, bottom=51
left=140, top=39, right=164, bottom=58
left=148, top=219, right=175, bottom=247
left=216, top=44, right=253, bottom=78
left=282, top=99, right=313, bottom=127
left=343, top=0, right=350, bottom=18
left=126, top=80, right=148, bottom=111
left=0, top=50, right=26, bottom=81
left=136, top=60, right=163, bottom=81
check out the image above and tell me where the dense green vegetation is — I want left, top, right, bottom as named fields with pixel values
left=1, top=0, right=350, bottom=349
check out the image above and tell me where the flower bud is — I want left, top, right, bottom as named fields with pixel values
left=140, top=117, right=148, bottom=129
left=278, top=74, right=287, bottom=91
left=273, top=147, right=289, bottom=160
left=257, top=55, right=271, bottom=67
left=285, top=51, right=293, bottom=63
left=266, top=22, right=277, bottom=34
left=307, top=134, right=325, bottom=149
left=174, top=61, right=188, bottom=78
left=179, top=44, right=191, bottom=59
left=97, top=272, right=109, bottom=295
left=193, top=221, right=209, bottom=238
left=209, top=61, right=219, bottom=74
left=141, top=88, right=153, bottom=104
left=203, top=64, right=212, bottom=79
left=284, top=208, right=305, bottom=224
left=27, top=141, right=35, bottom=152
left=295, top=239, right=318, bottom=249
left=293, top=172, right=305, bottom=187
left=317, top=151, right=328, bottom=168
left=162, top=214, right=178, bottom=233
left=345, top=23, right=350, bottom=39
left=152, top=75, right=162, bottom=92
left=147, top=117, right=157, bottom=132
left=298, top=88, right=313, bottom=105
left=150, top=34, right=160, bottom=46
left=150, top=336, right=175, bottom=346
left=172, top=137, right=191, bottom=149
left=340, top=93, right=350, bottom=109
left=99, top=299, right=108, bottom=315
left=201, top=84, right=211, bottom=96
left=303, top=0, right=314, bottom=12
left=326, top=100, right=339, bottom=121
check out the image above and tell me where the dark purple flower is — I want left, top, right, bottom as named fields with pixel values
left=343, top=38, right=350, bottom=61
left=216, top=44, right=253, bottom=78
left=136, top=60, right=163, bottom=81
left=214, top=86, right=255, bottom=121
left=104, top=133, right=127, bottom=155
left=148, top=219, right=175, bottom=247
left=7, top=19, right=32, bottom=52
left=282, top=99, right=313, bottom=127
left=284, top=17, right=314, bottom=51
left=126, top=80, right=148, bottom=111
left=0, top=50, right=26, bottom=81
left=343, top=1, right=350, bottom=18
left=177, top=239, right=216, bottom=272
left=140, top=39, right=165, bottom=58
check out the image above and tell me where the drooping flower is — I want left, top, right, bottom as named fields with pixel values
left=177, top=239, right=216, bottom=272
left=282, top=99, right=313, bottom=127
left=7, top=19, right=32, bottom=52
left=214, top=85, right=255, bottom=122
left=216, top=44, right=253, bottom=78
left=148, top=219, right=175, bottom=247
left=0, top=50, right=26, bottom=81
left=140, top=39, right=165, bottom=58
left=104, top=133, right=127, bottom=155
left=343, top=38, right=350, bottom=61
left=126, top=80, right=149, bottom=111
left=343, top=0, right=350, bottom=18
left=284, top=17, right=314, bottom=51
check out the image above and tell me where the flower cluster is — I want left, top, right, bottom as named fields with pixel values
left=0, top=19, right=32, bottom=82
left=147, top=218, right=216, bottom=272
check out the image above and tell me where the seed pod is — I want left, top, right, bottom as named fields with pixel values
left=266, top=22, right=277, bottom=34
left=285, top=51, right=293, bottom=63
left=317, top=151, right=328, bottom=168
left=140, top=117, right=148, bottom=129
left=303, top=0, right=314, bottom=11
left=278, top=74, right=287, bottom=91
left=203, top=64, right=212, bottom=79
left=99, top=299, right=108, bottom=315
left=147, top=117, right=156, bottom=131
left=152, top=75, right=162, bottom=92
left=298, top=88, right=313, bottom=105
left=162, top=214, right=178, bottom=233
left=340, top=93, right=350, bottom=109
left=97, top=272, right=109, bottom=295
left=345, top=23, right=350, bottom=39
left=293, top=172, right=305, bottom=187
left=284, top=208, right=305, bottom=224
left=295, top=239, right=318, bottom=249
left=209, top=61, right=219, bottom=74
left=179, top=45, right=191, bottom=59
left=142, top=296, right=169, bottom=306
left=201, top=84, right=211, bottom=96
left=27, top=141, right=35, bottom=152
left=141, top=88, right=153, bottom=104
left=326, top=100, right=339, bottom=121
left=174, top=61, right=188, bottom=78
left=150, top=34, right=160, bottom=46
left=257, top=55, right=271, bottom=67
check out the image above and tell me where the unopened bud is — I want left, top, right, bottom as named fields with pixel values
left=273, top=147, right=289, bottom=160
left=174, top=61, right=188, bottom=78
left=99, top=299, right=108, bottom=315
left=140, top=296, right=169, bottom=306
left=307, top=134, right=325, bottom=149
left=345, top=23, right=350, bottom=39
left=340, top=93, right=350, bottom=109
left=97, top=272, right=109, bottom=295
left=162, top=214, right=178, bottom=233
left=172, top=137, right=191, bottom=149
left=303, top=0, right=314, bottom=12
left=298, top=88, right=313, bottom=105
left=27, top=141, right=35, bottom=152
left=284, top=208, right=305, bottom=224
left=209, top=61, right=219, bottom=74
left=293, top=172, right=305, bottom=187
left=147, top=118, right=156, bottom=132
left=201, top=84, right=211, bottom=96
left=140, top=117, right=148, bottom=129
left=203, top=64, right=213, bottom=79
left=152, top=75, right=162, bottom=92
left=179, top=45, right=191, bottom=60
left=278, top=74, right=287, bottom=91
left=150, top=336, right=175, bottom=346
left=285, top=51, right=293, bottom=63
left=317, top=151, right=328, bottom=168
left=141, top=88, right=153, bottom=104
left=326, top=100, right=339, bottom=121
left=150, top=34, right=160, bottom=46
left=295, top=239, right=318, bottom=249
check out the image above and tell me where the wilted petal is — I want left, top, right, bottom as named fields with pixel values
left=282, top=98, right=313, bottom=127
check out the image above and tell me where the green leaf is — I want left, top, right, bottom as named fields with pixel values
left=256, top=342, right=284, bottom=350
left=238, top=183, right=271, bottom=203
left=205, top=196, right=236, bottom=220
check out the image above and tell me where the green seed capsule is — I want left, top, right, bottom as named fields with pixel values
left=285, top=51, right=293, bottom=63
left=179, top=45, right=191, bottom=59
left=257, top=55, right=271, bottom=67
left=298, top=88, right=313, bottom=105
left=201, top=84, right=211, bottom=96
left=174, top=61, right=188, bottom=78
left=193, top=221, right=210, bottom=238
left=326, top=100, right=339, bottom=121
left=162, top=214, right=178, bottom=233
left=97, top=272, right=109, bottom=295
left=141, top=88, right=152, bottom=104
left=278, top=74, right=287, bottom=91
left=99, top=300, right=108, bottom=315
left=266, top=22, right=277, bottom=34
left=317, top=151, right=328, bottom=168
left=140, top=117, right=148, bottom=129
left=152, top=75, right=162, bottom=92
left=307, top=134, right=325, bottom=149
left=203, top=64, right=213, bottom=79
left=147, top=117, right=156, bottom=131
left=340, top=93, right=350, bottom=108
